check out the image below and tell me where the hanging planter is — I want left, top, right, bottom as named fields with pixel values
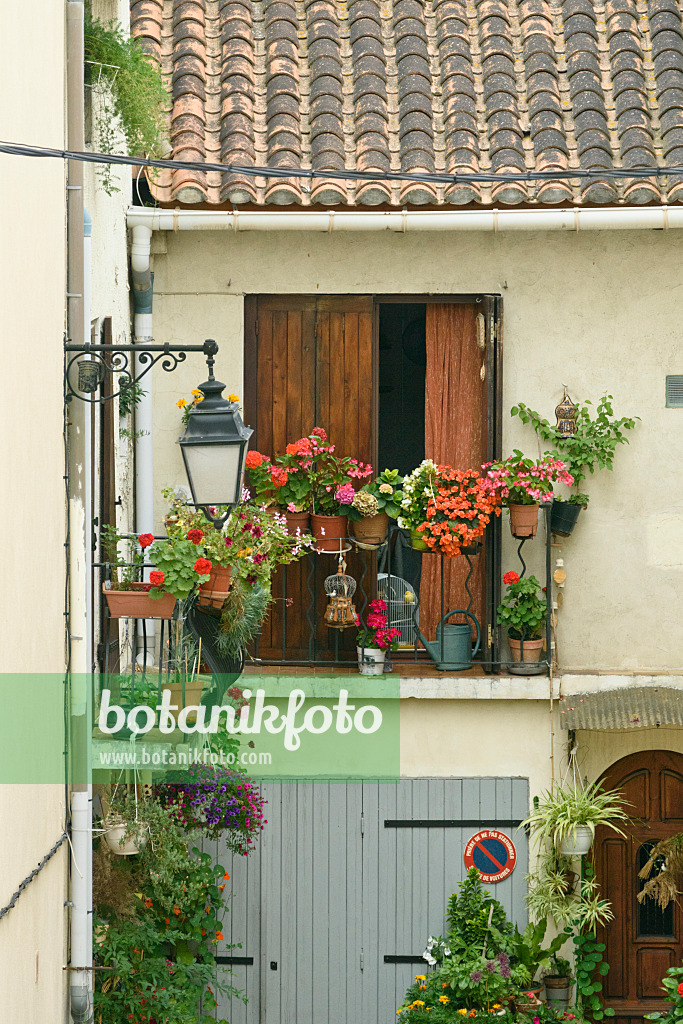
left=102, top=582, right=177, bottom=619
left=550, top=500, right=582, bottom=537
left=559, top=825, right=594, bottom=857
left=409, top=528, right=429, bottom=550
left=311, top=513, right=348, bottom=553
left=197, top=564, right=232, bottom=610
left=103, top=818, right=149, bottom=857
left=508, top=503, right=539, bottom=539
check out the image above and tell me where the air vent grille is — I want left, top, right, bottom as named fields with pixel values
left=666, top=376, right=683, bottom=408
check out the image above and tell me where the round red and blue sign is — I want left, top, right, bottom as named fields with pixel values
left=463, top=829, right=516, bottom=884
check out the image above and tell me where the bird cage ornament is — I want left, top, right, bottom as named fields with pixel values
left=323, top=557, right=357, bottom=629
left=555, top=388, right=578, bottom=438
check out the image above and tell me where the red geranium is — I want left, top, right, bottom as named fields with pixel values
left=270, top=466, right=289, bottom=488
left=194, top=558, right=212, bottom=575
left=187, top=528, right=204, bottom=544
left=138, top=533, right=154, bottom=549
left=678, top=982, right=683, bottom=997
left=503, top=570, right=520, bottom=585
left=149, top=570, right=165, bottom=586
left=311, top=426, right=327, bottom=441
left=245, top=450, right=264, bottom=469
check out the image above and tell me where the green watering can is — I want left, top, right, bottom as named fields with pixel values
left=417, top=609, right=481, bottom=671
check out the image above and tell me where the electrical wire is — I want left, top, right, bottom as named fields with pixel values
left=2, top=138, right=683, bottom=187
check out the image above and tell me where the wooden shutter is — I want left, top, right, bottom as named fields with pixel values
left=244, top=296, right=375, bottom=662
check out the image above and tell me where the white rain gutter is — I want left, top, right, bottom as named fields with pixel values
left=127, top=204, right=683, bottom=233
left=130, top=225, right=155, bottom=663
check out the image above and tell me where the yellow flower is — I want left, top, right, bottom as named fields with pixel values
left=492, top=1005, right=501, bottom=1011
left=415, top=975, right=426, bottom=981
left=414, top=1001, right=425, bottom=1007
left=439, top=996, right=450, bottom=1004
left=176, top=398, right=187, bottom=408
left=194, top=394, right=204, bottom=402
left=191, top=388, right=202, bottom=396
left=228, top=393, right=239, bottom=403
left=458, top=1010, right=468, bottom=1015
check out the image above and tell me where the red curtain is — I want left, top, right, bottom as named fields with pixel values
left=420, top=304, right=487, bottom=640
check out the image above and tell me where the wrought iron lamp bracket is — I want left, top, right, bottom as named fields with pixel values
left=64, top=338, right=219, bottom=403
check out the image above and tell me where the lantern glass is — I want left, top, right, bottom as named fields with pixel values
left=181, top=441, right=245, bottom=509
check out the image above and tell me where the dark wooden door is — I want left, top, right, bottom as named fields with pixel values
left=594, top=750, right=683, bottom=1024
left=244, top=295, right=375, bottom=662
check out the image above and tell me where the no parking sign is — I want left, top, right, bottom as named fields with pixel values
left=464, top=829, right=516, bottom=883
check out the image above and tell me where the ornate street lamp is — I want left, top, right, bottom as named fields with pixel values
left=178, top=340, right=253, bottom=525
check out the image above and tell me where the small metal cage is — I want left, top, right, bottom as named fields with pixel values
left=324, top=566, right=357, bottom=629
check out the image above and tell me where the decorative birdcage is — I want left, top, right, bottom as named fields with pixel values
left=555, top=389, right=578, bottom=438
left=324, top=559, right=357, bottom=629
left=377, top=572, right=418, bottom=648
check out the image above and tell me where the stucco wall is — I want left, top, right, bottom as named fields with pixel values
left=148, top=226, right=683, bottom=673
left=0, top=2, right=68, bottom=1019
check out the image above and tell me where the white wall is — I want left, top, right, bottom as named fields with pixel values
left=148, top=227, right=683, bottom=673
left=0, top=2, right=69, bottom=1018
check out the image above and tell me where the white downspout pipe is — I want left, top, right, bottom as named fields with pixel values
left=130, top=224, right=155, bottom=663
left=127, top=204, right=683, bottom=233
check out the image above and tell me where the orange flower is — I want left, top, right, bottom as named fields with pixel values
left=246, top=450, right=264, bottom=469
left=216, top=930, right=224, bottom=941
left=164, top=917, right=170, bottom=926
left=223, top=872, right=230, bottom=879
left=173, top=906, right=180, bottom=916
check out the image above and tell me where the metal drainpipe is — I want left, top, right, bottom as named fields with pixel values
left=66, top=1, right=93, bottom=1021
left=130, top=224, right=155, bottom=663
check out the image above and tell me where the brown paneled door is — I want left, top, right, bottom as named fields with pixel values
left=594, top=751, right=683, bottom=1024
left=244, top=296, right=375, bottom=662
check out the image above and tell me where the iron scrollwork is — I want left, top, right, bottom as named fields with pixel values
left=64, top=340, right=217, bottom=403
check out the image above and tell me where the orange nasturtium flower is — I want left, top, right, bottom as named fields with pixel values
left=216, top=930, right=224, bottom=941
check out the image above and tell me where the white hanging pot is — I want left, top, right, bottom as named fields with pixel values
left=559, top=825, right=593, bottom=857
left=103, top=819, right=149, bottom=856
left=357, top=647, right=386, bottom=676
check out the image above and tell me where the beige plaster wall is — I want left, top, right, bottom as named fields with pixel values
left=149, top=227, right=683, bottom=674
left=0, top=3, right=69, bottom=1020
left=575, top=726, right=683, bottom=784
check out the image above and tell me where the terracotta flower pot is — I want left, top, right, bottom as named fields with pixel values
left=163, top=680, right=205, bottom=723
left=508, top=502, right=539, bottom=539
left=198, top=565, right=232, bottom=610
left=509, top=630, right=548, bottom=671
left=285, top=510, right=310, bottom=534
left=310, top=513, right=347, bottom=553
left=102, top=582, right=177, bottom=620
left=410, top=528, right=429, bottom=550
left=352, top=511, right=389, bottom=549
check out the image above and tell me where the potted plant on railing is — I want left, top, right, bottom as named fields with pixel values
left=304, top=428, right=372, bottom=552
left=356, top=599, right=401, bottom=674
left=274, top=435, right=317, bottom=531
left=398, top=459, right=439, bottom=549
left=101, top=525, right=180, bottom=619
left=162, top=491, right=234, bottom=610
left=497, top=571, right=547, bottom=670
left=244, top=449, right=280, bottom=511
left=511, top=394, right=639, bottom=537
left=414, top=466, right=501, bottom=556
left=482, top=451, right=574, bottom=538
left=346, top=468, right=404, bottom=549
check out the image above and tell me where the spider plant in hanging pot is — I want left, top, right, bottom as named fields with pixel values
left=101, top=789, right=153, bottom=856
left=521, top=779, right=631, bottom=858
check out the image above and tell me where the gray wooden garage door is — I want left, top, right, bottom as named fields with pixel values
left=208, top=778, right=529, bottom=1024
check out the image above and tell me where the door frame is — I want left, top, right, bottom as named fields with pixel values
left=243, top=292, right=504, bottom=670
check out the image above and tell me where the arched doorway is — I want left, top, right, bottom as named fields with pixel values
left=594, top=750, right=683, bottom=1024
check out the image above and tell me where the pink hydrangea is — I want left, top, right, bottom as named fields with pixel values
left=335, top=484, right=356, bottom=505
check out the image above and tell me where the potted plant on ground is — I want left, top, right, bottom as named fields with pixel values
left=512, top=394, right=639, bottom=537
left=482, top=451, right=574, bottom=538
left=497, top=571, right=547, bottom=671
left=398, top=459, right=439, bottom=549
left=356, top=599, right=401, bottom=674
left=544, top=955, right=574, bottom=1010
left=101, top=525, right=179, bottom=619
left=415, top=465, right=501, bottom=556
left=346, top=468, right=405, bottom=548
left=522, top=779, right=630, bottom=858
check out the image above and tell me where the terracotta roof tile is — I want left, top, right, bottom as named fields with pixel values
left=132, top=0, right=683, bottom=205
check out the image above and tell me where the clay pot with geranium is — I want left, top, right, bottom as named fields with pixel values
left=413, top=466, right=501, bottom=557
left=346, top=468, right=404, bottom=549
left=356, top=598, right=401, bottom=674
left=101, top=525, right=184, bottom=619
left=482, top=451, right=574, bottom=539
left=244, top=449, right=290, bottom=511
left=293, top=427, right=372, bottom=552
left=497, top=571, right=547, bottom=670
